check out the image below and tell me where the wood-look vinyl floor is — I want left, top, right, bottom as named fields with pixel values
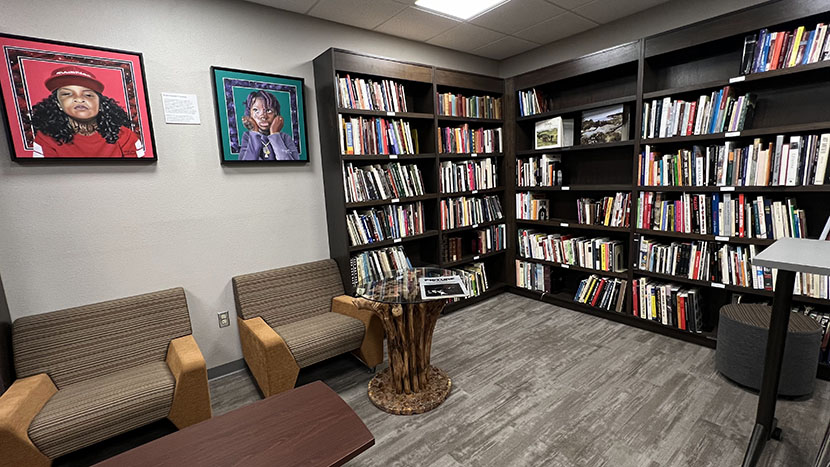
left=209, top=293, right=830, bottom=467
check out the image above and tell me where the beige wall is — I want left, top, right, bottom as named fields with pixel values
left=0, top=0, right=496, bottom=370
left=500, top=0, right=771, bottom=78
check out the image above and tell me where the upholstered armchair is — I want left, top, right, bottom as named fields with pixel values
left=233, top=259, right=383, bottom=397
left=0, top=287, right=211, bottom=466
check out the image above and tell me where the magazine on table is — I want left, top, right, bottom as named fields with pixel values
left=419, top=276, right=469, bottom=300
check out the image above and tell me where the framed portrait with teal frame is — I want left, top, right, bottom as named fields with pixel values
left=211, top=66, right=308, bottom=163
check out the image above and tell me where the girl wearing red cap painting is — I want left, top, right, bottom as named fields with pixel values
left=29, top=65, right=145, bottom=158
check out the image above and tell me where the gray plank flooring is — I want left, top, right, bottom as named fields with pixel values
left=209, top=293, right=830, bottom=466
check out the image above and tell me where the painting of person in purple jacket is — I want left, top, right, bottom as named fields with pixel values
left=239, top=90, right=299, bottom=161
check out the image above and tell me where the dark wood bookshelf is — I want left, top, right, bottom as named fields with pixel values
left=518, top=184, right=631, bottom=192
left=440, top=218, right=505, bottom=234
left=436, top=115, right=503, bottom=124
left=438, top=187, right=504, bottom=198
left=441, top=249, right=505, bottom=268
left=517, top=256, right=628, bottom=279
left=341, top=153, right=436, bottom=161
left=517, top=219, right=631, bottom=233
left=516, top=95, right=637, bottom=122
left=516, top=140, right=635, bottom=156
left=634, top=228, right=777, bottom=246
left=637, top=185, right=830, bottom=193
left=642, top=121, right=830, bottom=145
left=438, top=152, right=504, bottom=159
left=336, top=108, right=433, bottom=119
left=347, top=230, right=439, bottom=253
left=345, top=193, right=437, bottom=209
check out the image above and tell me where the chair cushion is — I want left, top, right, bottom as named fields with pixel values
left=28, top=362, right=175, bottom=459
left=275, top=312, right=365, bottom=368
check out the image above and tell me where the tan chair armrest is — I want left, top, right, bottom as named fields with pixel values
left=0, top=374, right=55, bottom=466
left=332, top=295, right=384, bottom=368
left=166, top=335, right=212, bottom=429
left=238, top=317, right=299, bottom=397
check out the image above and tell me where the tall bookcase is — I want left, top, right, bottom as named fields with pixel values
left=313, top=0, right=830, bottom=377
left=312, top=49, right=510, bottom=312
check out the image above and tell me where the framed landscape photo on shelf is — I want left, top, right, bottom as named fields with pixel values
left=580, top=104, right=629, bottom=145
left=0, top=33, right=156, bottom=161
left=211, top=66, right=308, bottom=164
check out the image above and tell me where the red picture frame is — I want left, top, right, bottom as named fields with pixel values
left=0, top=33, right=156, bottom=161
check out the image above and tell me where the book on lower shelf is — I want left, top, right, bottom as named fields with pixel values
left=515, top=259, right=558, bottom=293
left=343, top=161, right=425, bottom=203
left=516, top=154, right=562, bottom=187
left=574, top=274, right=627, bottom=312
left=740, top=22, right=830, bottom=76
left=516, top=192, right=549, bottom=220
left=346, top=202, right=424, bottom=246
left=439, top=195, right=503, bottom=230
left=642, top=86, right=755, bottom=139
left=440, top=157, right=498, bottom=193
left=448, top=262, right=489, bottom=302
left=438, top=124, right=502, bottom=154
left=350, top=246, right=412, bottom=285
left=518, top=229, right=626, bottom=273
left=442, top=224, right=506, bottom=262
left=632, top=278, right=703, bottom=332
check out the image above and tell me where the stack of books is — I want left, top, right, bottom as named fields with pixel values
left=439, top=196, right=503, bottom=230
left=438, top=124, right=503, bottom=154
left=574, top=275, right=627, bottom=312
left=437, top=92, right=502, bottom=119
left=336, top=73, right=407, bottom=112
left=338, top=116, right=417, bottom=155
left=642, top=86, right=755, bottom=139
left=576, top=193, right=631, bottom=227
left=346, top=202, right=424, bottom=246
left=741, top=23, right=830, bottom=75
left=342, top=162, right=425, bottom=203
left=632, top=279, right=703, bottom=332
left=350, top=246, right=412, bottom=285
left=439, top=157, right=498, bottom=193
left=516, top=154, right=563, bottom=187
left=518, top=229, right=626, bottom=273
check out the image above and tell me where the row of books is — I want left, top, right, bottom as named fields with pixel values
left=798, top=307, right=830, bottom=365
left=516, top=154, right=563, bottom=187
left=518, top=229, right=626, bottom=273
left=346, top=202, right=424, bottom=246
left=635, top=192, right=807, bottom=239
left=439, top=158, right=499, bottom=194
left=515, top=192, right=549, bottom=221
left=632, top=279, right=704, bottom=332
left=336, top=73, right=408, bottom=112
left=342, top=162, right=425, bottom=204
left=450, top=262, right=489, bottom=300
left=515, top=260, right=554, bottom=293
left=741, top=23, right=830, bottom=75
left=641, top=86, right=755, bottom=139
left=438, top=125, right=503, bottom=154
left=437, top=92, right=503, bottom=120
left=793, top=272, right=830, bottom=300
left=337, top=115, right=418, bottom=155
left=638, top=135, right=830, bottom=187
left=350, top=246, right=412, bottom=285
left=574, top=275, right=627, bottom=312
left=473, top=224, right=507, bottom=255
left=517, top=88, right=554, bottom=117
left=439, top=196, right=503, bottom=230
left=576, top=193, right=631, bottom=227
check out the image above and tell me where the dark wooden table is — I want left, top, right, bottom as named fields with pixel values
left=95, top=381, right=374, bottom=467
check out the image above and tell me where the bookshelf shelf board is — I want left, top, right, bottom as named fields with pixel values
left=636, top=185, right=830, bottom=193
left=634, top=270, right=830, bottom=306
left=643, top=79, right=729, bottom=101
left=336, top=108, right=433, bottom=119
left=443, top=283, right=506, bottom=313
left=642, top=122, right=830, bottom=145
left=517, top=256, right=628, bottom=279
left=438, top=152, right=504, bottom=159
left=518, top=184, right=632, bottom=192
left=518, top=218, right=630, bottom=233
left=348, top=230, right=439, bottom=252
left=345, top=193, right=437, bottom=209
left=440, top=218, right=505, bottom=234
left=436, top=115, right=503, bottom=124
left=341, top=153, right=436, bottom=161
left=517, top=140, right=635, bottom=156
left=634, top=229, right=776, bottom=246
left=441, top=249, right=505, bottom=268
left=439, top=187, right=504, bottom=198
left=516, top=95, right=637, bottom=122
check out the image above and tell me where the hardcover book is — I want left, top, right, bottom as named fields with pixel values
left=535, top=116, right=574, bottom=149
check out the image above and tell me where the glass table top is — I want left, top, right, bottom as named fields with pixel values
left=354, top=267, right=467, bottom=304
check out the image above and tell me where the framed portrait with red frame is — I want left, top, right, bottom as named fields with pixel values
left=0, top=33, right=156, bottom=161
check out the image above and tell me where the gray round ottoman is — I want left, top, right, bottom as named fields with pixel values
left=716, top=303, right=822, bottom=397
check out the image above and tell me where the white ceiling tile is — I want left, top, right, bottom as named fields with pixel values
left=473, top=36, right=538, bottom=60
left=544, top=0, right=594, bottom=10
left=427, top=23, right=505, bottom=53
left=574, top=0, right=669, bottom=24
left=309, top=0, right=408, bottom=29
left=470, top=0, right=565, bottom=34
left=246, top=0, right=318, bottom=14
left=375, top=7, right=461, bottom=41
left=514, top=11, right=597, bottom=44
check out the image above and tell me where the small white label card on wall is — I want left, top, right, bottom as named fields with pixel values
left=161, top=92, right=201, bottom=124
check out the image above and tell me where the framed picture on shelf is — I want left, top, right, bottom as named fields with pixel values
left=0, top=33, right=156, bottom=161
left=535, top=116, right=573, bottom=150
left=580, top=104, right=629, bottom=145
left=211, top=66, right=308, bottom=163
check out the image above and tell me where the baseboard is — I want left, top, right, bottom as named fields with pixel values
left=207, top=358, right=247, bottom=380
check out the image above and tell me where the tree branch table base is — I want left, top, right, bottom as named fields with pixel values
left=357, top=298, right=451, bottom=415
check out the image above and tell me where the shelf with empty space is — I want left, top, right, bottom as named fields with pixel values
left=517, top=256, right=628, bottom=279
left=516, top=95, right=637, bottom=122
left=441, top=249, right=505, bottom=268
left=517, top=141, right=635, bottom=156
left=518, top=218, right=630, bottom=233
left=348, top=230, right=439, bottom=252
left=337, top=108, right=433, bottom=119
left=345, top=193, right=437, bottom=209
left=634, top=228, right=776, bottom=246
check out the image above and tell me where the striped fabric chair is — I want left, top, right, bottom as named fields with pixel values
left=233, top=259, right=383, bottom=397
left=0, top=288, right=211, bottom=466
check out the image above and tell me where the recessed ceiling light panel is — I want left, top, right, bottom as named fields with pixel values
left=414, top=0, right=510, bottom=21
